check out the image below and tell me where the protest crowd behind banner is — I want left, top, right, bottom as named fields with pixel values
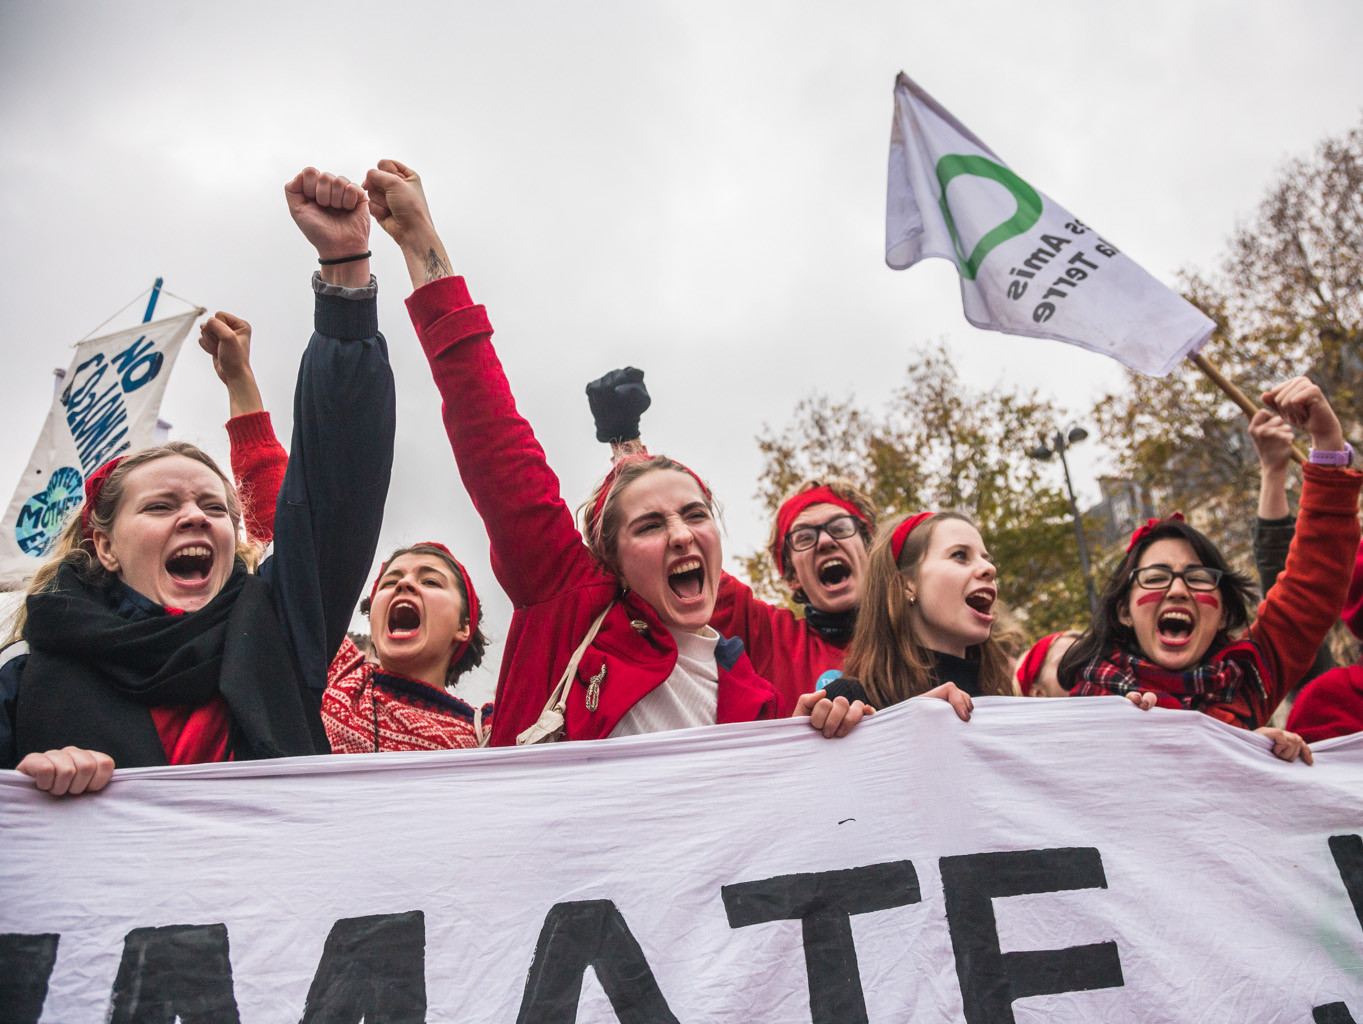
left=4, top=700, right=1363, bottom=1022
left=2, top=71, right=1361, bottom=1022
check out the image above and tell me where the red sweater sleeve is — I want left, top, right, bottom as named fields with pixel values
left=711, top=572, right=836, bottom=714
left=226, top=411, right=288, bottom=545
left=1232, top=463, right=1363, bottom=725
left=407, top=277, right=601, bottom=607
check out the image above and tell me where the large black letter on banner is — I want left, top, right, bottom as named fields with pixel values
left=515, top=900, right=678, bottom=1024
left=722, top=860, right=921, bottom=1024
left=1311, top=836, right=1363, bottom=1023
left=300, top=911, right=426, bottom=1024
left=0, top=933, right=59, bottom=1024
left=108, top=924, right=240, bottom=1024
left=939, top=847, right=1123, bottom=1024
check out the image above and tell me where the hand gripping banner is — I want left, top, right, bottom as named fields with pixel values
left=3, top=698, right=1361, bottom=1021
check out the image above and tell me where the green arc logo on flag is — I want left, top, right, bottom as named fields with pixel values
left=936, top=154, right=1042, bottom=280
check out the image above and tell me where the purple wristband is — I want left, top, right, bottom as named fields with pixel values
left=1308, top=440, right=1355, bottom=467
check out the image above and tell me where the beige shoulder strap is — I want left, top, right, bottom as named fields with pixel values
left=515, top=601, right=615, bottom=745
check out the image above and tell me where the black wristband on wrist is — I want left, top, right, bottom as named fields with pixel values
left=317, top=251, right=372, bottom=266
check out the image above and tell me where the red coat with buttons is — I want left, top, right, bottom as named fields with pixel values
left=407, top=277, right=779, bottom=746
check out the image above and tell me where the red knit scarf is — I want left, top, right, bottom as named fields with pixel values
left=1071, top=639, right=1270, bottom=711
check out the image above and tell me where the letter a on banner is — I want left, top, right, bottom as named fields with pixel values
left=886, top=72, right=1214, bottom=376
left=0, top=310, right=199, bottom=589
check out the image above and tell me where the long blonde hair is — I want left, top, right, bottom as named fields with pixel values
left=841, top=511, right=1011, bottom=706
left=6, top=442, right=258, bottom=642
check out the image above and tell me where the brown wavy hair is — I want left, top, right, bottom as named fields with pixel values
left=840, top=510, right=1012, bottom=706
left=7, top=442, right=258, bottom=642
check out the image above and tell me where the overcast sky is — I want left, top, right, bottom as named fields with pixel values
left=2, top=0, right=1360, bottom=699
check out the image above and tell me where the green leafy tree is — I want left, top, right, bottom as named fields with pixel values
left=1092, top=118, right=1362, bottom=560
left=743, top=343, right=1097, bottom=636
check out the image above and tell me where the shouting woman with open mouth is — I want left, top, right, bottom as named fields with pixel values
left=1057, top=376, right=1361, bottom=762
left=813, top=511, right=1012, bottom=719
left=363, top=158, right=875, bottom=744
left=0, top=166, right=396, bottom=793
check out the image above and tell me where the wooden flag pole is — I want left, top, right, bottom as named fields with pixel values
left=1188, top=352, right=1307, bottom=465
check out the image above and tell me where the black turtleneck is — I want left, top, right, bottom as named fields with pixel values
left=821, top=648, right=982, bottom=706
left=802, top=603, right=857, bottom=645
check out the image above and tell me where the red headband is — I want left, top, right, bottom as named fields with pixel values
left=890, top=512, right=936, bottom=563
left=589, top=455, right=712, bottom=535
left=79, top=456, right=126, bottom=539
left=369, top=542, right=481, bottom=665
left=1126, top=512, right=1185, bottom=553
left=1016, top=631, right=1068, bottom=696
left=773, top=486, right=872, bottom=575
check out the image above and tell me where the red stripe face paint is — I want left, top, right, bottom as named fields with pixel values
left=1193, top=593, right=1221, bottom=608
left=1135, top=591, right=1164, bottom=607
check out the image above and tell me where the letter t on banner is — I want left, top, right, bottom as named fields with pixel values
left=886, top=72, right=1213, bottom=376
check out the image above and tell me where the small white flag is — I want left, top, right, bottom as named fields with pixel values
left=0, top=311, right=199, bottom=589
left=887, top=72, right=1213, bottom=376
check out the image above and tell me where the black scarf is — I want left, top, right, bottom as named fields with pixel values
left=17, top=561, right=326, bottom=765
left=803, top=603, right=857, bottom=645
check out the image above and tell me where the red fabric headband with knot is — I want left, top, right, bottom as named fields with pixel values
left=1126, top=512, right=1186, bottom=553
left=1016, top=631, right=1068, bottom=696
left=890, top=512, right=936, bottom=563
left=772, top=485, right=872, bottom=575
left=589, top=454, right=712, bottom=531
left=79, top=456, right=126, bottom=539
left=369, top=542, right=481, bottom=665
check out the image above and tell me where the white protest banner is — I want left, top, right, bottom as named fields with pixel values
left=886, top=73, right=1214, bottom=376
left=3, top=698, right=1361, bottom=1022
left=0, top=311, right=199, bottom=590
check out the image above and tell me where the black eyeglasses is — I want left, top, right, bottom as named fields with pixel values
left=786, top=514, right=860, bottom=552
left=1129, top=565, right=1223, bottom=592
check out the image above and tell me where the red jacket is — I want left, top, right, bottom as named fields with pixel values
left=407, top=277, right=779, bottom=745
left=1286, top=663, right=1363, bottom=742
left=710, top=573, right=846, bottom=715
left=1204, top=463, right=1361, bottom=729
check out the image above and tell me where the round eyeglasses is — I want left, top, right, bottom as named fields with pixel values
left=1129, top=565, right=1223, bottom=591
left=786, top=514, right=861, bottom=552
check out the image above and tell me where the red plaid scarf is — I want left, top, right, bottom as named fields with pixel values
left=1071, top=640, right=1270, bottom=711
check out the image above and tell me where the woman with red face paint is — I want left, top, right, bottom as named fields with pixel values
left=813, top=511, right=1012, bottom=718
left=0, top=166, right=397, bottom=792
left=1057, top=377, right=1360, bottom=760
left=362, top=160, right=837, bottom=745
left=585, top=369, right=876, bottom=714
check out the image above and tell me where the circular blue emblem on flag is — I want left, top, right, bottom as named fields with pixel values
left=16, top=466, right=85, bottom=556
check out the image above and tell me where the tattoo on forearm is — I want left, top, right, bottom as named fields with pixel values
left=610, top=439, right=647, bottom=461
left=423, top=247, right=453, bottom=283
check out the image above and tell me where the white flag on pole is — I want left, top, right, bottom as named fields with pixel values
left=887, top=72, right=1213, bottom=375
left=0, top=310, right=198, bottom=589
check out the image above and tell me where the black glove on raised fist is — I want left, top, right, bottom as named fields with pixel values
left=586, top=367, right=651, bottom=443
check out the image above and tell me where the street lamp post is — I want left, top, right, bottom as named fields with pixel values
left=1029, top=426, right=1098, bottom=617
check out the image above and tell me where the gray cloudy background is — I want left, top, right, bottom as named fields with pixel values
left=2, top=1, right=1360, bottom=701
